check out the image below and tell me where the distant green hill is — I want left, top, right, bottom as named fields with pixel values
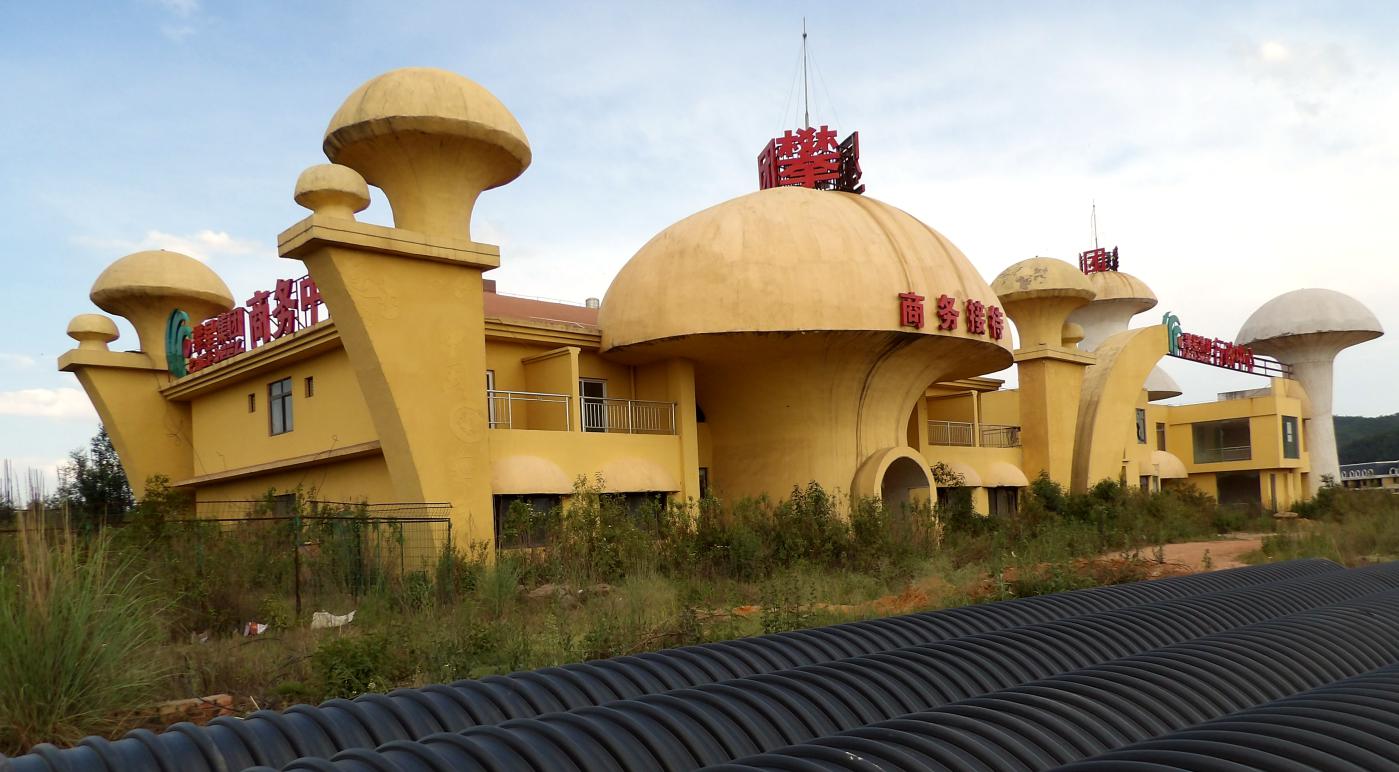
left=1336, top=414, right=1399, bottom=464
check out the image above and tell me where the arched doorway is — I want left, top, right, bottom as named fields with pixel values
left=881, top=455, right=930, bottom=511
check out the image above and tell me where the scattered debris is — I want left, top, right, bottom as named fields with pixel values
left=242, top=622, right=269, bottom=636
left=310, top=610, right=356, bottom=630
left=156, top=694, right=234, bottom=726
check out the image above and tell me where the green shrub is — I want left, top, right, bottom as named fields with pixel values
left=0, top=525, right=166, bottom=754
left=311, top=633, right=400, bottom=700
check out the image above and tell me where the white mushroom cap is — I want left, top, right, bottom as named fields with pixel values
left=1237, top=288, right=1382, bottom=354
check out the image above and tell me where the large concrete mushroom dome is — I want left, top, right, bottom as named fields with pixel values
left=600, top=187, right=1009, bottom=355
left=323, top=67, right=531, bottom=191
left=90, top=250, right=234, bottom=320
left=1237, top=288, right=1383, bottom=349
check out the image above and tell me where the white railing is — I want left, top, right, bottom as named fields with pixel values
left=928, top=420, right=976, bottom=447
left=980, top=424, right=1022, bottom=448
left=1195, top=445, right=1252, bottom=464
left=582, top=397, right=677, bottom=435
left=487, top=390, right=571, bottom=431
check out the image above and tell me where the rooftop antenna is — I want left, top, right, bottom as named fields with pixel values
left=1091, top=200, right=1099, bottom=250
left=802, top=18, right=811, bottom=129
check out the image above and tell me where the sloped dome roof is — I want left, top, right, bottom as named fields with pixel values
left=1087, top=270, right=1156, bottom=310
left=1237, top=288, right=1382, bottom=347
left=600, top=187, right=1008, bottom=353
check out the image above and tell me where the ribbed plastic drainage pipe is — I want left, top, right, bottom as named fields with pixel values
left=706, top=593, right=1399, bottom=771
left=0, top=560, right=1338, bottom=772
left=242, top=564, right=1399, bottom=771
left=1053, top=661, right=1399, bottom=772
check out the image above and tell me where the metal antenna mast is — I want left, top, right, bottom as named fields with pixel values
left=802, top=18, right=810, bottom=128
left=1091, top=200, right=1099, bottom=250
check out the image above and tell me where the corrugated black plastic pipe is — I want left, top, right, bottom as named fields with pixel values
left=0, top=559, right=1337, bottom=772
left=248, top=563, right=1399, bottom=772
left=1053, top=661, right=1399, bottom=772
left=706, top=590, right=1399, bottom=771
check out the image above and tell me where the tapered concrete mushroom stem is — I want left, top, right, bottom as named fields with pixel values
left=1237, top=289, right=1383, bottom=495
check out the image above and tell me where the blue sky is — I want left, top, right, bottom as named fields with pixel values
left=3, top=1, right=1398, bottom=490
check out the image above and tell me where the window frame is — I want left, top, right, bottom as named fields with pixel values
left=269, top=377, right=294, bottom=436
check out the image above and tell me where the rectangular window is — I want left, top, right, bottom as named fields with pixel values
left=1135, top=408, right=1147, bottom=444
left=1282, top=416, right=1300, bottom=459
left=247, top=393, right=256, bottom=413
left=1155, top=422, right=1166, bottom=451
left=493, top=494, right=561, bottom=549
left=988, top=487, right=1018, bottom=517
left=1192, top=419, right=1252, bottom=464
left=304, top=376, right=315, bottom=398
left=269, top=378, right=293, bottom=435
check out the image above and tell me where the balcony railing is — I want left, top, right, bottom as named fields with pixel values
left=928, top=420, right=976, bottom=447
left=980, top=424, right=1022, bottom=448
left=487, top=390, right=571, bottom=430
left=1194, top=445, right=1253, bottom=464
left=582, top=397, right=677, bottom=435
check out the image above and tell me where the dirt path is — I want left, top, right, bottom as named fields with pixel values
left=1142, top=533, right=1267, bottom=571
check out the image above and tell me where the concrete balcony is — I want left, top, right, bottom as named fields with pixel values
left=928, top=420, right=1021, bottom=448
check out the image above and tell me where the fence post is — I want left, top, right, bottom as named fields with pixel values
left=292, top=511, right=303, bottom=618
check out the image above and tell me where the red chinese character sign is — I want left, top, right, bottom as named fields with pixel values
left=173, top=275, right=329, bottom=375
left=1163, top=312, right=1291, bottom=377
left=758, top=126, right=865, bottom=194
left=1078, top=246, right=1120, bottom=274
left=900, top=292, right=1004, bottom=342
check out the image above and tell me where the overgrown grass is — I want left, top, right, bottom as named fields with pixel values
left=0, top=520, right=166, bottom=752
left=0, top=473, right=1284, bottom=754
left=1247, top=484, right=1399, bottom=565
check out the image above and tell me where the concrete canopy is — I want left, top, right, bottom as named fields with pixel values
left=1237, top=288, right=1383, bottom=349
left=1144, top=366, right=1183, bottom=401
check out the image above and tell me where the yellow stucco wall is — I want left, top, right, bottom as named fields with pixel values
left=188, top=347, right=377, bottom=477
left=193, top=454, right=396, bottom=503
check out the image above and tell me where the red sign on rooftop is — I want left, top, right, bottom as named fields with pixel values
left=1079, top=247, right=1120, bottom=274
left=183, top=275, right=327, bottom=374
left=758, top=126, right=865, bottom=194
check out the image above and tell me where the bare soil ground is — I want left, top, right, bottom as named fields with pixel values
left=1148, top=532, right=1267, bottom=571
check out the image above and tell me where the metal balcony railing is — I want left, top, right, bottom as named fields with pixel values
left=928, top=420, right=976, bottom=447
left=582, top=397, right=677, bottom=435
left=1194, top=445, right=1253, bottom=463
left=980, top=424, right=1022, bottom=448
left=487, top=390, right=571, bottom=430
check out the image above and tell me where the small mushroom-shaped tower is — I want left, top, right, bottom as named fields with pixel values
left=294, top=163, right=371, bottom=220
left=990, top=258, right=1096, bottom=483
left=1238, top=288, right=1383, bottom=495
left=67, top=314, right=120, bottom=351
left=322, top=67, right=531, bottom=241
left=90, top=250, right=235, bottom=366
left=991, top=257, right=1096, bottom=349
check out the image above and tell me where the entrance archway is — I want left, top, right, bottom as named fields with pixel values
left=852, top=447, right=935, bottom=512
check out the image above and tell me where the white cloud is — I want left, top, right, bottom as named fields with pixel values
left=75, top=228, right=268, bottom=264
left=162, top=24, right=197, bottom=42
left=0, top=354, right=36, bottom=370
left=0, top=388, right=98, bottom=419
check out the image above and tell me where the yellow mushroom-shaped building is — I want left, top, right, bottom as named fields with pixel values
left=601, top=186, right=1012, bottom=505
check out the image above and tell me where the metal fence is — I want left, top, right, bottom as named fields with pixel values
left=2, top=501, right=452, bottom=617
left=980, top=424, right=1022, bottom=448
left=582, top=397, right=677, bottom=434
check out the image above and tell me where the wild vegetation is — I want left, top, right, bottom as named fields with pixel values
left=5, top=428, right=1397, bottom=754
left=4, top=445, right=1344, bottom=756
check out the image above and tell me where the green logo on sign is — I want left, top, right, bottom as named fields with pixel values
left=165, top=309, right=192, bottom=377
left=1162, top=312, right=1182, bottom=356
